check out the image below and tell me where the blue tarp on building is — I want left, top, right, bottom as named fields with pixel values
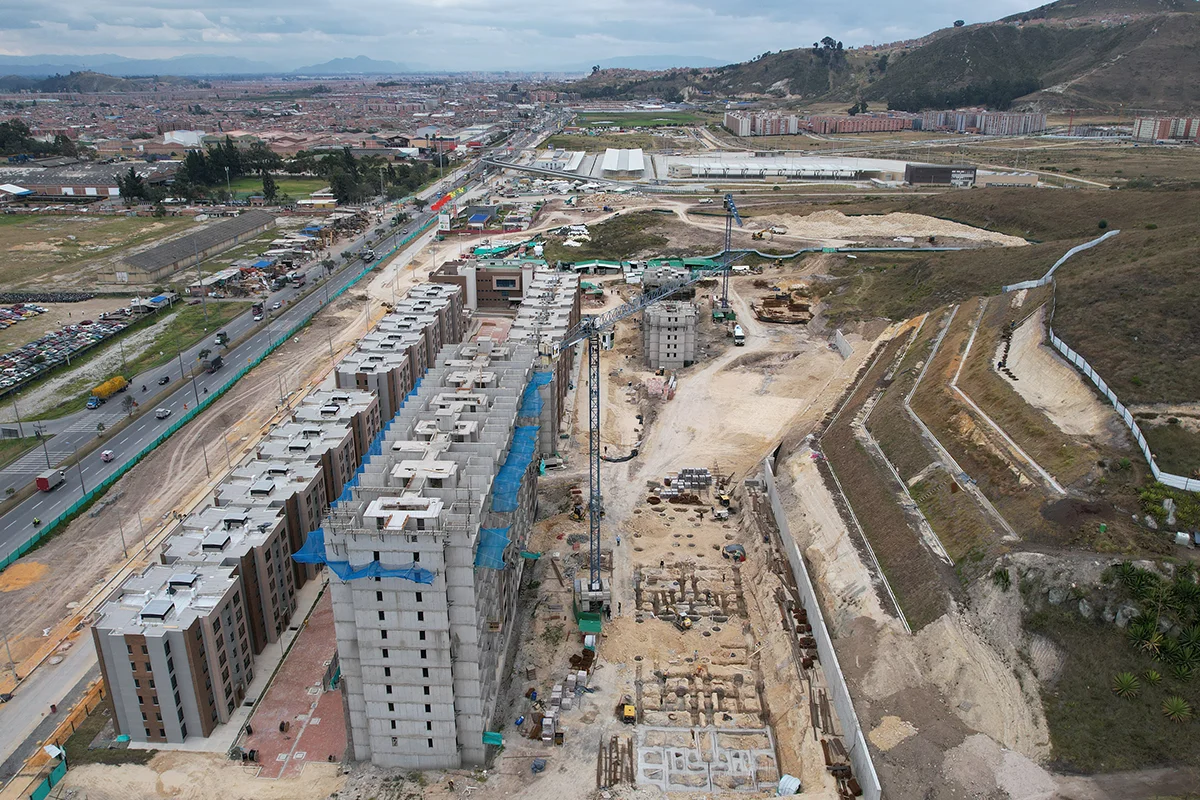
left=474, top=527, right=511, bottom=569
left=519, top=371, right=553, bottom=418
left=491, top=425, right=538, bottom=513
left=293, top=528, right=436, bottom=584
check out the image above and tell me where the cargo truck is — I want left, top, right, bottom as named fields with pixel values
left=91, top=375, right=128, bottom=401
left=733, top=324, right=745, bottom=346
left=36, top=469, right=66, bottom=492
left=203, top=354, right=223, bottom=373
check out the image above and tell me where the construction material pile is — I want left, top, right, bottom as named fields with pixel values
left=753, top=284, right=813, bottom=325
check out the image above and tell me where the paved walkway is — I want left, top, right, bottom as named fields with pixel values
left=241, top=588, right=345, bottom=778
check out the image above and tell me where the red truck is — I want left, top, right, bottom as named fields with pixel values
left=36, top=469, right=66, bottom=492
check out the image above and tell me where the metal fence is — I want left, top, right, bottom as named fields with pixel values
left=761, top=456, right=882, bottom=800
left=1046, top=329, right=1198, bottom=492
left=998, top=229, right=1198, bottom=493
left=0, top=218, right=437, bottom=571
left=1001, top=230, right=1120, bottom=292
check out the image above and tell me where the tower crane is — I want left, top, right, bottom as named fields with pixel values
left=557, top=268, right=725, bottom=610
left=720, top=193, right=744, bottom=310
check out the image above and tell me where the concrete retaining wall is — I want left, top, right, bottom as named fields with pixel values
left=761, top=456, right=881, bottom=800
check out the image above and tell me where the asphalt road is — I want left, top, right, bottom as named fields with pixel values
left=0, top=168, right=480, bottom=564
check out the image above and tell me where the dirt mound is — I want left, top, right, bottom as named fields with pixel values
left=754, top=210, right=1028, bottom=247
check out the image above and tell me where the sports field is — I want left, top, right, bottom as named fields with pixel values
left=225, top=175, right=328, bottom=201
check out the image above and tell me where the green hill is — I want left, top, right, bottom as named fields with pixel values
left=563, top=1, right=1199, bottom=112
left=866, top=14, right=1200, bottom=112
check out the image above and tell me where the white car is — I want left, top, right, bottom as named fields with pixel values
left=100, top=449, right=115, bottom=463
left=271, top=301, right=282, bottom=310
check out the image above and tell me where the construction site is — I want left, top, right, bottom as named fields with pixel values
left=3, top=151, right=1199, bottom=800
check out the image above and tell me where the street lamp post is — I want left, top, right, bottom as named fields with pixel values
left=33, top=422, right=50, bottom=469
left=71, top=439, right=87, bottom=494
left=10, top=394, right=24, bottom=439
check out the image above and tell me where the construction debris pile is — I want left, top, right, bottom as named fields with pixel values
left=752, top=284, right=813, bottom=325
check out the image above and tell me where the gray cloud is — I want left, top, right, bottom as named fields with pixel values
left=0, top=0, right=1042, bottom=71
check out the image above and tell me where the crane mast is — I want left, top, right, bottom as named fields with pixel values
left=558, top=266, right=725, bottom=604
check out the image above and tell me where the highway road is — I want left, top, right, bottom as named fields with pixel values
left=0, top=167, right=480, bottom=565
left=0, top=123, right=551, bottom=774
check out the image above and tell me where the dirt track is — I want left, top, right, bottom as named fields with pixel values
left=1004, top=304, right=1121, bottom=442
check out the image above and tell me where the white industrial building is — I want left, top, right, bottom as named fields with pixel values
left=665, top=153, right=909, bottom=181
left=601, top=148, right=645, bottom=178
left=533, top=150, right=585, bottom=172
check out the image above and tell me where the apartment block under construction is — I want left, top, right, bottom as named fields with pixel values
left=507, top=268, right=580, bottom=456
left=296, top=339, right=545, bottom=769
left=335, top=283, right=465, bottom=419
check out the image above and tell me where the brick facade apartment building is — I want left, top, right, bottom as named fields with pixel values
left=1132, top=116, right=1200, bottom=142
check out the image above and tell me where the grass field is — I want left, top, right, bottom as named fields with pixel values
left=955, top=142, right=1200, bottom=188
left=63, top=704, right=157, bottom=767
left=575, top=111, right=708, bottom=128
left=0, top=214, right=194, bottom=287
left=542, top=211, right=670, bottom=264
left=0, top=436, right=40, bottom=471
left=812, top=187, right=1200, bottom=405
left=36, top=301, right=249, bottom=419
left=225, top=175, right=328, bottom=201
left=1028, top=605, right=1200, bottom=773
left=1140, top=424, right=1200, bottom=478
left=543, top=132, right=674, bottom=153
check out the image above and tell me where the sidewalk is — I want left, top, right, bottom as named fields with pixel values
left=240, top=587, right=345, bottom=778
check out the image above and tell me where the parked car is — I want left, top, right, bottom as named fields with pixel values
left=100, top=450, right=115, bottom=462
left=155, top=408, right=172, bottom=420
left=157, top=375, right=170, bottom=385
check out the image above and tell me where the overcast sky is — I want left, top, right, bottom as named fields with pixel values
left=0, top=1, right=1040, bottom=71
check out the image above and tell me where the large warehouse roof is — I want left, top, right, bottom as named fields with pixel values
left=601, top=148, right=645, bottom=174
left=667, top=153, right=910, bottom=179
left=124, top=210, right=276, bottom=272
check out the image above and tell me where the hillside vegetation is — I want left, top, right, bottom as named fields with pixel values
left=868, top=14, right=1200, bottom=113
left=561, top=0, right=1198, bottom=112
left=0, top=71, right=156, bottom=93
left=817, top=188, right=1200, bottom=403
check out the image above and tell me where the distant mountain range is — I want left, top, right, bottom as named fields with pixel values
left=0, top=53, right=422, bottom=78
left=290, top=56, right=417, bottom=75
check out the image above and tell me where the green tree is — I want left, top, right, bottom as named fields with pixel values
left=1162, top=696, right=1193, bottom=723
left=262, top=171, right=278, bottom=203
left=119, top=166, right=147, bottom=202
